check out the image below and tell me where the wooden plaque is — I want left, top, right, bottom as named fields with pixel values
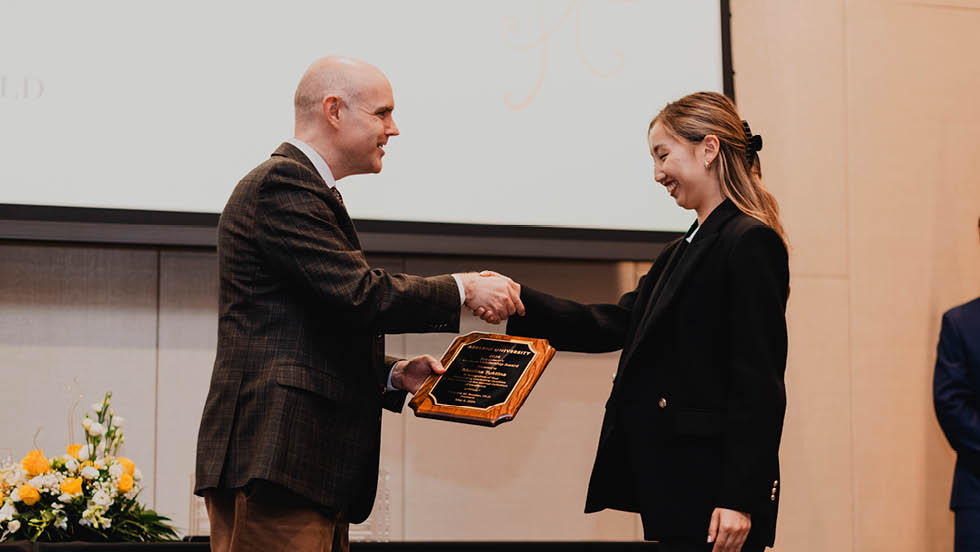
left=409, top=332, right=556, bottom=427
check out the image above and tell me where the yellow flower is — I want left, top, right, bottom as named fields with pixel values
left=22, top=449, right=50, bottom=477
left=17, top=484, right=40, bottom=506
left=66, top=444, right=83, bottom=459
left=61, top=477, right=83, bottom=496
left=117, top=457, right=135, bottom=476
left=117, top=473, right=133, bottom=493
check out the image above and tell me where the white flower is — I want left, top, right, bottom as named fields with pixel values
left=54, top=516, right=67, bottom=530
left=0, top=503, right=15, bottom=522
left=77, top=445, right=90, bottom=460
left=65, top=458, right=78, bottom=472
left=81, top=466, right=99, bottom=480
left=59, top=493, right=72, bottom=503
left=3, top=467, right=25, bottom=487
left=133, top=467, right=143, bottom=481
left=9, top=490, right=19, bottom=503
left=92, top=489, right=113, bottom=507
left=6, top=520, right=19, bottom=534
left=94, top=459, right=105, bottom=470
left=108, top=464, right=123, bottom=478
left=92, top=402, right=103, bottom=412
left=79, top=517, right=92, bottom=527
left=87, top=422, right=106, bottom=437
left=113, top=416, right=125, bottom=428
left=82, top=418, right=93, bottom=430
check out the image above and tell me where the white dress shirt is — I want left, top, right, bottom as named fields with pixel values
left=686, top=224, right=700, bottom=243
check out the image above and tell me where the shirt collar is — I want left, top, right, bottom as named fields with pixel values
left=685, top=199, right=739, bottom=243
left=286, top=138, right=336, bottom=189
left=685, top=224, right=700, bottom=243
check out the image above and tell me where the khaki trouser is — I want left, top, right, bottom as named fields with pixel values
left=205, top=480, right=348, bottom=552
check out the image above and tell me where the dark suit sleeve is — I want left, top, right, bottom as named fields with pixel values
left=382, top=355, right=409, bottom=413
left=254, top=168, right=461, bottom=334
left=933, top=311, right=980, bottom=464
left=506, top=278, right=644, bottom=353
left=717, top=226, right=789, bottom=513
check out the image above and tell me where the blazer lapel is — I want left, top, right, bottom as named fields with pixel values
left=272, top=143, right=362, bottom=250
left=636, top=199, right=741, bottom=335
left=644, top=231, right=693, bottom=312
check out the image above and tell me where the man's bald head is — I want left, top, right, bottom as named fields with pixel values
left=291, top=56, right=400, bottom=180
left=294, top=56, right=389, bottom=127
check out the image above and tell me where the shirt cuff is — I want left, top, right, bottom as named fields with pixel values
left=386, top=365, right=398, bottom=391
left=452, top=274, right=466, bottom=305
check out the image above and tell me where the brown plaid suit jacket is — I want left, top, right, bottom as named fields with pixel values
left=194, top=143, right=461, bottom=523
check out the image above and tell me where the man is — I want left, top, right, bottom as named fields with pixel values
left=934, top=217, right=980, bottom=552
left=194, top=57, right=523, bottom=551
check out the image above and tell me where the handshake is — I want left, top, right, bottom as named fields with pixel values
left=456, top=270, right=525, bottom=324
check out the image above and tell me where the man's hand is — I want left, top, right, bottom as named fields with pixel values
left=390, top=355, right=445, bottom=394
left=707, top=507, right=751, bottom=552
left=459, top=271, right=524, bottom=324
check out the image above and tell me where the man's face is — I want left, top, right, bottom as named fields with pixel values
left=335, top=76, right=400, bottom=176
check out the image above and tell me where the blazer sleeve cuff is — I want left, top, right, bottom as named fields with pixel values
left=383, top=388, right=409, bottom=413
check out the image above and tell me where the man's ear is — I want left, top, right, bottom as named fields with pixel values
left=322, top=95, right=343, bottom=128
left=702, top=134, right=720, bottom=165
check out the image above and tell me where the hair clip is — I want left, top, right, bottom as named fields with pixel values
left=741, top=120, right=763, bottom=159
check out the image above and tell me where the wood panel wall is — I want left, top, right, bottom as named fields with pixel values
left=732, top=0, right=980, bottom=549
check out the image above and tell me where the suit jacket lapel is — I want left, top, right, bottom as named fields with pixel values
left=612, top=236, right=689, bottom=381
left=636, top=199, right=740, bottom=336
left=645, top=230, right=692, bottom=308
left=272, top=143, right=361, bottom=250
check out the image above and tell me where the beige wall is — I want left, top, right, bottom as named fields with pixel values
left=2, top=1, right=980, bottom=548
left=732, top=0, right=980, bottom=549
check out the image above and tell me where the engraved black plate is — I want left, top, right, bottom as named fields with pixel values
left=429, top=339, right=535, bottom=409
left=410, top=332, right=556, bottom=426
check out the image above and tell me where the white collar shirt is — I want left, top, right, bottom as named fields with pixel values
left=686, top=224, right=700, bottom=243
left=286, top=138, right=337, bottom=189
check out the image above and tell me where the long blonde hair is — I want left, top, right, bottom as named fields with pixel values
left=650, top=91, right=788, bottom=250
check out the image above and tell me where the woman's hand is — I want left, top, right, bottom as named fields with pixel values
left=707, top=507, right=751, bottom=551
left=470, top=270, right=523, bottom=323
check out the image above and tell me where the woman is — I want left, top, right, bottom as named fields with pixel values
left=498, top=92, right=790, bottom=551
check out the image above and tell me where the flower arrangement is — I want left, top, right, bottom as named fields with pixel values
left=0, top=392, right=177, bottom=542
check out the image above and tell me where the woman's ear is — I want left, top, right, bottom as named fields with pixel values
left=702, top=134, right=720, bottom=166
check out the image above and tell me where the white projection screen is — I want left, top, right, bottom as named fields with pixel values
left=0, top=0, right=733, bottom=259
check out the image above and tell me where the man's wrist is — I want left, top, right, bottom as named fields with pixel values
left=387, top=361, right=406, bottom=391
left=451, top=273, right=467, bottom=306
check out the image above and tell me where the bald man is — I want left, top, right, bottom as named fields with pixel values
left=194, top=57, right=523, bottom=551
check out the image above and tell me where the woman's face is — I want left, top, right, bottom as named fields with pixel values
left=648, top=121, right=718, bottom=213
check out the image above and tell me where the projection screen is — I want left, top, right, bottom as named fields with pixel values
left=0, top=0, right=733, bottom=259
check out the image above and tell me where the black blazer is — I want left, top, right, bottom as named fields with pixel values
left=195, top=143, right=461, bottom=523
left=934, top=297, right=980, bottom=510
left=507, top=199, right=789, bottom=545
